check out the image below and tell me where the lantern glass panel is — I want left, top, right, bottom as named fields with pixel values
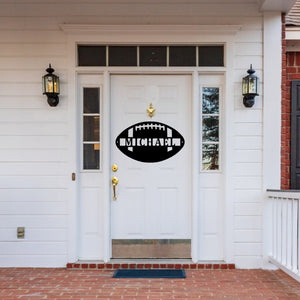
left=248, top=77, right=257, bottom=94
left=53, top=76, right=59, bottom=93
left=46, top=76, right=54, bottom=93
left=242, top=78, right=248, bottom=95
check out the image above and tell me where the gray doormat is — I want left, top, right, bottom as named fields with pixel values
left=113, top=269, right=186, bottom=278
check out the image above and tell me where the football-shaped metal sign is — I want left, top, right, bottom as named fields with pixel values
left=115, top=121, right=185, bottom=163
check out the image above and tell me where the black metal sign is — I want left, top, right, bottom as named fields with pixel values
left=115, top=121, right=185, bottom=163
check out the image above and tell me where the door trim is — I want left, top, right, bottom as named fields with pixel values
left=64, top=22, right=238, bottom=264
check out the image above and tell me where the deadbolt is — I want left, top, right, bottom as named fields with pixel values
left=112, top=164, right=118, bottom=172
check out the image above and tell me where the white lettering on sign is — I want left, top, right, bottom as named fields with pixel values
left=119, top=138, right=181, bottom=147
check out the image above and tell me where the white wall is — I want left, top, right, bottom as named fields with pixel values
left=0, top=0, right=277, bottom=268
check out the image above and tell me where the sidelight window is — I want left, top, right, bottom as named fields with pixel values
left=201, top=87, right=220, bottom=171
left=82, top=87, right=101, bottom=170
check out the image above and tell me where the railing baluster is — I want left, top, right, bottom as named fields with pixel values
left=267, top=191, right=300, bottom=283
left=273, top=197, right=276, bottom=259
left=287, top=198, right=291, bottom=269
left=280, top=197, right=283, bottom=265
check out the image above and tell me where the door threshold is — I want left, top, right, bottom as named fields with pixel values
left=67, top=260, right=235, bottom=270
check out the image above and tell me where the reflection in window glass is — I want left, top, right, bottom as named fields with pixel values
left=140, top=46, right=167, bottom=66
left=202, top=87, right=220, bottom=171
left=84, top=88, right=99, bottom=113
left=202, top=88, right=219, bottom=114
left=109, top=46, right=137, bottom=66
left=78, top=46, right=106, bottom=66
left=202, top=116, right=219, bottom=142
left=84, top=116, right=100, bottom=141
left=83, top=144, right=100, bottom=169
left=198, top=46, right=224, bottom=66
left=202, top=144, right=219, bottom=170
left=169, top=46, right=196, bottom=66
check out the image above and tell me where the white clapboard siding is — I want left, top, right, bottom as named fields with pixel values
left=0, top=71, right=67, bottom=83
left=0, top=109, right=67, bottom=122
left=232, top=11, right=264, bottom=267
left=0, top=97, right=63, bottom=109
left=0, top=242, right=67, bottom=255
left=0, top=201, right=67, bottom=215
left=0, top=150, right=68, bottom=162
left=0, top=122, right=68, bottom=136
left=233, top=163, right=263, bottom=177
left=0, top=0, right=266, bottom=267
left=235, top=216, right=262, bottom=230
left=234, top=243, right=262, bottom=256
left=0, top=216, right=67, bottom=228
left=0, top=136, right=68, bottom=149
left=0, top=189, right=68, bottom=202
left=234, top=150, right=263, bottom=163
left=234, top=203, right=262, bottom=216
left=0, top=163, right=68, bottom=176
left=0, top=44, right=66, bottom=56
left=234, top=230, right=262, bottom=242
left=234, top=190, right=262, bottom=203
left=0, top=7, right=68, bottom=266
left=233, top=122, right=262, bottom=136
left=0, top=228, right=67, bottom=242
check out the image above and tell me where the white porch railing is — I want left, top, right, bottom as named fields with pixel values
left=267, top=190, right=300, bottom=282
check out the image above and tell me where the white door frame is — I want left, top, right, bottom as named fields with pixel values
left=64, top=25, right=239, bottom=263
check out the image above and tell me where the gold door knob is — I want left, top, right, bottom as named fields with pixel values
left=112, top=176, right=119, bottom=200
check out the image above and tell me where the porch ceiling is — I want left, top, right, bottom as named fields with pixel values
left=258, top=0, right=296, bottom=12
left=0, top=0, right=294, bottom=12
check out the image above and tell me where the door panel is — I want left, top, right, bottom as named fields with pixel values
left=111, top=75, right=191, bottom=244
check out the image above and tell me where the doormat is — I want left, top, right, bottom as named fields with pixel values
left=113, top=269, right=186, bottom=278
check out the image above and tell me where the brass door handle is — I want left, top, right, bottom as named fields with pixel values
left=112, top=176, right=119, bottom=200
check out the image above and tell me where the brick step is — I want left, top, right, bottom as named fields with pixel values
left=67, top=262, right=235, bottom=270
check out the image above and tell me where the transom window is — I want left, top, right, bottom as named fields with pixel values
left=78, top=45, right=224, bottom=67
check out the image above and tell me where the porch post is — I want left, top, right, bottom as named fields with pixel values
left=263, top=11, right=282, bottom=269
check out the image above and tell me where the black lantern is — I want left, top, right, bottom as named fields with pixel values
left=42, top=64, right=60, bottom=107
left=242, top=64, right=259, bottom=108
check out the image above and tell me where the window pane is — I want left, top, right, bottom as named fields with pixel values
left=84, top=116, right=99, bottom=141
left=83, top=144, right=100, bottom=169
left=140, top=46, right=167, bottom=66
left=169, top=46, right=196, bottom=66
left=202, top=88, right=219, bottom=114
left=78, top=46, right=106, bottom=66
left=203, top=116, right=219, bottom=142
left=84, top=88, right=99, bottom=113
left=109, top=46, right=137, bottom=66
left=198, top=46, right=224, bottom=66
left=202, top=144, right=219, bottom=170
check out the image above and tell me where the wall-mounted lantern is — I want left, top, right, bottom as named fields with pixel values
left=42, top=64, right=60, bottom=107
left=242, top=64, right=259, bottom=108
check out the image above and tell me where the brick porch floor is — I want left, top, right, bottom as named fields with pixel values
left=0, top=268, right=299, bottom=299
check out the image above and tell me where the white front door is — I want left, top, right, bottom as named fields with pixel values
left=110, top=75, right=191, bottom=256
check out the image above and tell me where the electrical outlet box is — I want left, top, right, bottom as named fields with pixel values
left=17, top=227, right=25, bottom=239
